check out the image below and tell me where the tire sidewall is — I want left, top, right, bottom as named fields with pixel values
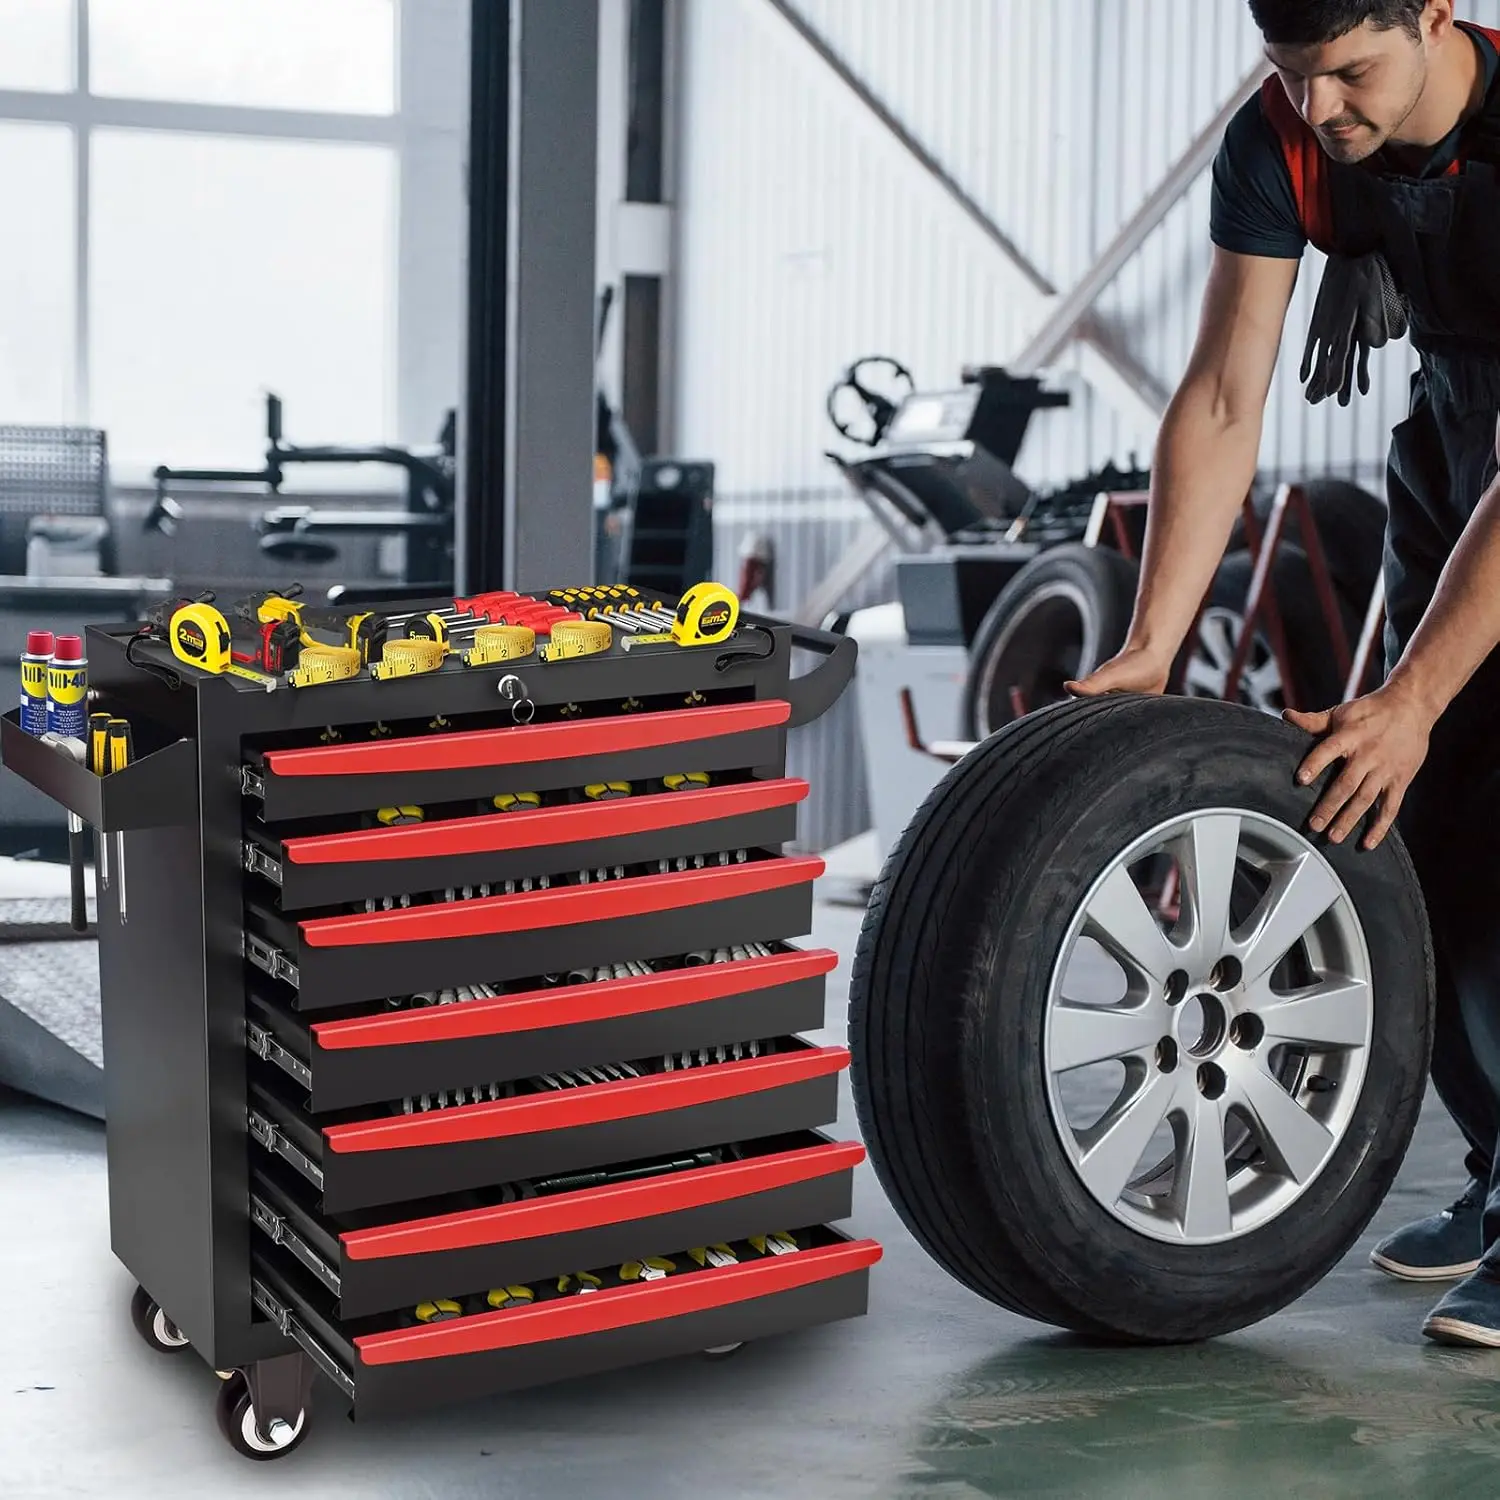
left=963, top=545, right=1138, bottom=739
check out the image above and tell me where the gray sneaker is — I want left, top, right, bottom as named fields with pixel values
left=1370, top=1181, right=1483, bottom=1282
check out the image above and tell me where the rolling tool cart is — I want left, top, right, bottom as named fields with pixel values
left=0, top=588, right=878, bottom=1460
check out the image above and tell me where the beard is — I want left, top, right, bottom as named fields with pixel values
left=1317, top=118, right=1385, bottom=163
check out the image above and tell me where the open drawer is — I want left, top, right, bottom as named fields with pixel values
left=247, top=1036, right=849, bottom=1214
left=249, top=1130, right=864, bottom=1320
left=246, top=944, right=837, bottom=1112
left=243, top=700, right=793, bottom=824
left=245, top=777, right=808, bottom=911
left=0, top=708, right=198, bottom=830
left=243, top=854, right=824, bottom=1011
left=252, top=1223, right=881, bottom=1418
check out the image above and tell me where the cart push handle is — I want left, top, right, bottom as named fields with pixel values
left=740, top=612, right=858, bottom=730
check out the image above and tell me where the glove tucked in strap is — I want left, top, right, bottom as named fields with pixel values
left=1300, top=250, right=1409, bottom=406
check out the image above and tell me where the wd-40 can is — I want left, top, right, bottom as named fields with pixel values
left=20, top=630, right=53, bottom=737
left=46, top=634, right=88, bottom=740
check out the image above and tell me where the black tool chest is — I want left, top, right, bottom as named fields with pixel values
left=0, top=602, right=879, bottom=1459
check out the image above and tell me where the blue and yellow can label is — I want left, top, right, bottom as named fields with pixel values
left=46, top=662, right=88, bottom=738
left=46, top=664, right=87, bottom=705
left=20, top=659, right=48, bottom=736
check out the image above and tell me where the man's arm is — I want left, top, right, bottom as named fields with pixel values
left=1290, top=416, right=1500, bottom=848
left=1067, top=246, right=1299, bottom=695
left=1386, top=426, right=1500, bottom=716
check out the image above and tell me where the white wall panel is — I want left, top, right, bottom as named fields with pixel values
left=677, top=0, right=1500, bottom=504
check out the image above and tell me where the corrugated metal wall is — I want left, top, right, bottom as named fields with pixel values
left=675, top=0, right=1500, bottom=850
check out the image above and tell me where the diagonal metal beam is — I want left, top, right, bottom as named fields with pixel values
left=759, top=0, right=1056, bottom=298
left=1011, top=60, right=1272, bottom=374
left=759, top=0, right=1235, bottom=428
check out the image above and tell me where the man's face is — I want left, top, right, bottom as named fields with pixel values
left=1267, top=20, right=1429, bottom=162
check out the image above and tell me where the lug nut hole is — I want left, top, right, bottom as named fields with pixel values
left=1197, top=1062, right=1226, bottom=1101
left=1156, top=1037, right=1179, bottom=1073
left=1165, top=970, right=1190, bottom=1006
left=1210, top=956, right=1243, bottom=991
left=1229, top=1013, right=1264, bottom=1051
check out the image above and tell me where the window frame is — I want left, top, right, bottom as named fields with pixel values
left=0, top=0, right=465, bottom=481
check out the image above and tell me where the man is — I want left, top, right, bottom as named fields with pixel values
left=1068, top=0, right=1500, bottom=1346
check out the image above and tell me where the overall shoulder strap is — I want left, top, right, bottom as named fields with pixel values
left=1259, top=77, right=1337, bottom=253
left=1457, top=25, right=1500, bottom=169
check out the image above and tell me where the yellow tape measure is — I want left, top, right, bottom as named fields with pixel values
left=618, top=582, right=741, bottom=651
left=540, top=620, right=612, bottom=662
left=463, top=624, right=536, bottom=667
left=674, top=582, right=739, bottom=644
left=287, top=644, right=361, bottom=689
left=371, top=638, right=446, bottom=681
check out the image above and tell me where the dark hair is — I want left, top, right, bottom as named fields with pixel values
left=1248, top=0, right=1426, bottom=45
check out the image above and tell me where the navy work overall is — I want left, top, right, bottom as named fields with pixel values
left=1264, top=27, right=1500, bottom=1258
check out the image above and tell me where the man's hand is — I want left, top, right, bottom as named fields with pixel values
left=1284, top=682, right=1437, bottom=850
left=1065, top=645, right=1172, bottom=698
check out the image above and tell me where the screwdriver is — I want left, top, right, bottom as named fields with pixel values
left=39, top=732, right=89, bottom=932
left=108, top=719, right=132, bottom=924
left=88, top=713, right=110, bottom=893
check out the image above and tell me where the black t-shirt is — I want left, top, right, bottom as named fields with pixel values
left=1209, top=23, right=1499, bottom=259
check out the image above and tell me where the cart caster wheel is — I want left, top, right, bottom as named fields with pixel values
left=130, top=1285, right=189, bottom=1353
left=702, top=1342, right=745, bottom=1360
left=215, top=1373, right=309, bottom=1461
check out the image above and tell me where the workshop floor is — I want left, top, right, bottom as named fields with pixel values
left=3, top=894, right=1500, bottom=1498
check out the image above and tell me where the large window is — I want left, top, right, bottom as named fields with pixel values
left=0, top=0, right=456, bottom=476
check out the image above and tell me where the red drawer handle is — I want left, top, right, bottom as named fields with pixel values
left=263, top=700, right=792, bottom=777
left=353, top=1237, right=884, bottom=1363
left=311, top=948, right=838, bottom=1050
left=341, top=1140, right=866, bottom=1259
left=299, top=856, right=824, bottom=949
left=283, top=779, right=809, bottom=866
left=322, top=1045, right=849, bottom=1153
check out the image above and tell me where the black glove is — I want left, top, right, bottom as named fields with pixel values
left=1300, top=250, right=1409, bottom=406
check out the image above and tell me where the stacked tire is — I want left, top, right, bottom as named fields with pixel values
left=962, top=543, right=1139, bottom=741
left=1184, top=480, right=1387, bottom=714
left=960, top=481, right=1387, bottom=735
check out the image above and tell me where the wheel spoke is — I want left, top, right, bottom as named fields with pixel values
left=1257, top=976, right=1370, bottom=1050
left=1237, top=853, right=1341, bottom=984
left=1182, top=654, right=1225, bottom=698
left=1243, top=656, right=1284, bottom=705
left=1084, top=865, right=1177, bottom=986
left=1176, top=1094, right=1232, bottom=1239
left=1199, top=613, right=1236, bottom=670
left=1049, top=1000, right=1166, bottom=1073
left=1179, top=814, right=1241, bottom=966
left=1232, top=1061, right=1334, bottom=1183
left=1076, top=1071, right=1178, bottom=1206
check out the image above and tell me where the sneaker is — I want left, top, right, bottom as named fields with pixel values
left=1424, top=1267, right=1500, bottom=1347
left=1369, top=1181, right=1483, bottom=1282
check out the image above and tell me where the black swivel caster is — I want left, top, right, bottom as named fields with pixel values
left=129, top=1285, right=190, bottom=1354
left=215, top=1371, right=310, bottom=1461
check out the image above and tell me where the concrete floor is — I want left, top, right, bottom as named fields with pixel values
left=3, top=895, right=1499, bottom=1497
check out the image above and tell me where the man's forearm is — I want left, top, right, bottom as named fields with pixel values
left=1125, top=383, right=1264, bottom=660
left=1386, top=470, right=1500, bottom=723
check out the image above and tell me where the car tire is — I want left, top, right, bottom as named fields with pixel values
left=849, top=693, right=1433, bottom=1343
left=962, top=544, right=1138, bottom=740
left=1180, top=547, right=1376, bottom=714
left=1232, top=479, right=1386, bottom=612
